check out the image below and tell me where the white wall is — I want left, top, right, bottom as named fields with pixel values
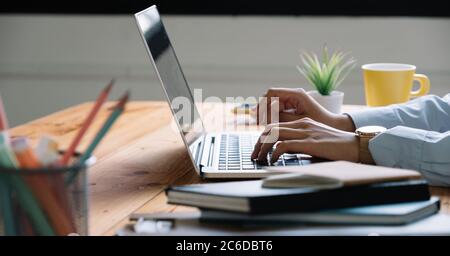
left=1, top=15, right=449, bottom=126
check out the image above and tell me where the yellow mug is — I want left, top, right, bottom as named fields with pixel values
left=362, top=63, right=430, bottom=106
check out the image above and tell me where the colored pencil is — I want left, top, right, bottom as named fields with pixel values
left=0, top=95, right=16, bottom=235
left=37, top=135, right=76, bottom=231
left=9, top=176, right=55, bottom=235
left=15, top=205, right=35, bottom=236
left=65, top=91, right=129, bottom=185
left=12, top=137, right=75, bottom=235
left=0, top=134, right=54, bottom=235
left=60, top=80, right=114, bottom=166
left=0, top=171, right=15, bottom=235
left=0, top=94, right=9, bottom=131
left=79, top=91, right=129, bottom=163
left=0, top=93, right=54, bottom=235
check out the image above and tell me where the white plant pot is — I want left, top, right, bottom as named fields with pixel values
left=307, top=91, right=344, bottom=114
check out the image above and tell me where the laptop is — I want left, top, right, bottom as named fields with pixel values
left=134, top=5, right=313, bottom=179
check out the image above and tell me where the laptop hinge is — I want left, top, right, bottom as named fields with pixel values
left=194, top=135, right=207, bottom=173
left=199, top=134, right=215, bottom=171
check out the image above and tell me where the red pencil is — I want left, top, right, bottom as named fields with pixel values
left=0, top=93, right=9, bottom=131
left=59, top=80, right=114, bottom=165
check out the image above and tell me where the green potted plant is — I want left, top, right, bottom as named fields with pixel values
left=297, top=46, right=356, bottom=113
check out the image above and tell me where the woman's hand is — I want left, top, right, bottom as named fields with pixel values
left=251, top=118, right=360, bottom=164
left=256, top=87, right=355, bottom=132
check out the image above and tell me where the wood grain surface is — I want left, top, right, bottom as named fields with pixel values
left=10, top=102, right=449, bottom=235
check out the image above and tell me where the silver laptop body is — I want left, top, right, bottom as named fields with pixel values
left=134, top=5, right=308, bottom=179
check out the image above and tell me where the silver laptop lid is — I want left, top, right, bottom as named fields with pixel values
left=134, top=5, right=205, bottom=173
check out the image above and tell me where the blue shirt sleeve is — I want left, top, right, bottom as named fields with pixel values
left=347, top=94, right=450, bottom=132
left=369, top=127, right=450, bottom=186
left=346, top=94, right=450, bottom=186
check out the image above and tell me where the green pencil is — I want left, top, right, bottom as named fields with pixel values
left=0, top=172, right=15, bottom=235
left=0, top=133, right=19, bottom=235
left=65, top=91, right=130, bottom=185
left=0, top=134, right=55, bottom=236
left=0, top=96, right=15, bottom=235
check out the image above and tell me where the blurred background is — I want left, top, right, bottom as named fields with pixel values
left=1, top=0, right=449, bottom=126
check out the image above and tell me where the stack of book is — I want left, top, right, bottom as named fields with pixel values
left=166, top=161, right=439, bottom=226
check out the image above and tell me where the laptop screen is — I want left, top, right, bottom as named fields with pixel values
left=135, top=6, right=205, bottom=152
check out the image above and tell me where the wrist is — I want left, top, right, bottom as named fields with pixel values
left=355, top=126, right=387, bottom=164
left=357, top=135, right=375, bottom=164
left=330, top=114, right=356, bottom=132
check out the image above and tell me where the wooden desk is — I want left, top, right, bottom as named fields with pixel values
left=10, top=101, right=450, bottom=235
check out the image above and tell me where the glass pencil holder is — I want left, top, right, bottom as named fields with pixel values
left=0, top=157, right=95, bottom=236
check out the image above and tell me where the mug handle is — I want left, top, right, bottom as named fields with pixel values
left=410, top=74, right=430, bottom=98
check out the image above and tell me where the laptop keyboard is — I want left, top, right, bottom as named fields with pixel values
left=218, top=134, right=302, bottom=171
